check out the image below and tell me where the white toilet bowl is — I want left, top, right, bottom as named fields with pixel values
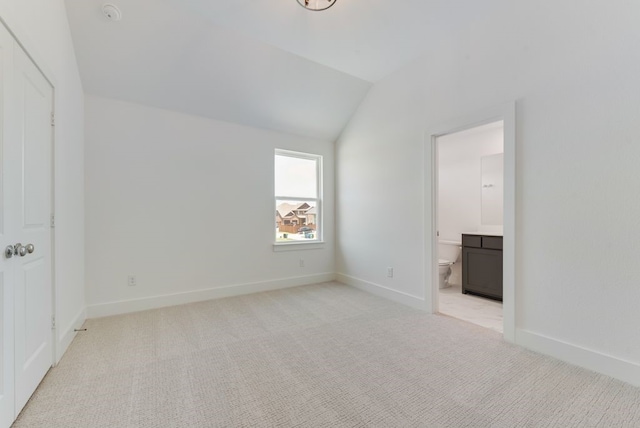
left=438, top=259, right=454, bottom=289
left=438, top=241, right=461, bottom=289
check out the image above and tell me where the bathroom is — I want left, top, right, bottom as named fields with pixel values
left=436, top=121, right=504, bottom=332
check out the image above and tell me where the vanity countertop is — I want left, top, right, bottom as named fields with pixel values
left=463, top=232, right=503, bottom=237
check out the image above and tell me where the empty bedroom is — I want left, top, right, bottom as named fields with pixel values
left=1, top=0, right=639, bottom=426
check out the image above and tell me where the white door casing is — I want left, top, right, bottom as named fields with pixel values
left=0, top=21, right=54, bottom=426
left=426, top=102, right=516, bottom=343
left=0, top=22, right=16, bottom=428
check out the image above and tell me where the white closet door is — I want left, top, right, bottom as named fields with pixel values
left=0, top=21, right=54, bottom=426
left=12, top=38, right=54, bottom=416
left=0, top=22, right=17, bottom=428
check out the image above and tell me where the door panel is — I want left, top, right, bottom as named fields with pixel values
left=13, top=41, right=53, bottom=416
left=22, top=260, right=47, bottom=361
left=15, top=258, right=49, bottom=412
left=23, top=73, right=50, bottom=228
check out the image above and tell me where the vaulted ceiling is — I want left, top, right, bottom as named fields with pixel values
left=64, top=0, right=493, bottom=140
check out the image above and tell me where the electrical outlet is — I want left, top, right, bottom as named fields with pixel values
left=127, top=275, right=137, bottom=286
left=299, top=259, right=305, bottom=268
left=387, top=267, right=394, bottom=278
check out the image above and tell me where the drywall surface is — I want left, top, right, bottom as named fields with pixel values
left=85, top=96, right=335, bottom=314
left=337, top=0, right=640, bottom=380
left=438, top=123, right=503, bottom=243
left=0, top=0, right=86, bottom=360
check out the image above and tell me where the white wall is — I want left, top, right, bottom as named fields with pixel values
left=337, top=0, right=640, bottom=386
left=438, top=123, right=503, bottom=243
left=85, top=96, right=335, bottom=317
left=0, top=0, right=85, bottom=361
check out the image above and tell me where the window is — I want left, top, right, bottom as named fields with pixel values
left=275, top=150, right=322, bottom=244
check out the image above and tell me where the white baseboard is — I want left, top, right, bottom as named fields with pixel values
left=336, top=273, right=427, bottom=310
left=56, top=306, right=86, bottom=363
left=516, top=329, right=640, bottom=388
left=86, top=273, right=336, bottom=318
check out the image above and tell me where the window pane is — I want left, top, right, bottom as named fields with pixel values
left=275, top=155, right=317, bottom=198
left=276, top=200, right=318, bottom=242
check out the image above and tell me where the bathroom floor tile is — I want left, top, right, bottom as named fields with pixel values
left=438, top=264, right=503, bottom=332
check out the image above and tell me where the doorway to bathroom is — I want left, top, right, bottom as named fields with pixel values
left=435, top=122, right=504, bottom=332
left=426, top=102, right=516, bottom=340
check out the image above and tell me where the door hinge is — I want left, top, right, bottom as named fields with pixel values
left=51, top=112, right=55, bottom=127
left=51, top=315, right=56, bottom=330
left=50, top=214, right=55, bottom=228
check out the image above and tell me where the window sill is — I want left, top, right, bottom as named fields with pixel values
left=273, top=241, right=325, bottom=252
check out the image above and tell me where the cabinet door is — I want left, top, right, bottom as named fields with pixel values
left=462, top=247, right=503, bottom=300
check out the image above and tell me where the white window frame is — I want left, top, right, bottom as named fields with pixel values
left=274, top=149, right=323, bottom=249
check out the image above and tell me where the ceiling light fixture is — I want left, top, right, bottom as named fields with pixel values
left=102, top=4, right=122, bottom=21
left=296, top=0, right=336, bottom=12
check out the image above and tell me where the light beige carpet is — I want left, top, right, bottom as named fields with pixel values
left=14, top=282, right=640, bottom=427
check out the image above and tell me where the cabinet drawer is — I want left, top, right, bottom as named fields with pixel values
left=482, top=236, right=503, bottom=250
left=462, top=235, right=482, bottom=248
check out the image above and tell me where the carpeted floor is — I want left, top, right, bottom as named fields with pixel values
left=14, top=282, right=640, bottom=427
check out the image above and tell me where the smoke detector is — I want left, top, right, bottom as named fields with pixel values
left=102, top=4, right=122, bottom=21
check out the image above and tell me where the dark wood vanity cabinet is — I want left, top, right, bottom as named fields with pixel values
left=462, top=234, right=503, bottom=301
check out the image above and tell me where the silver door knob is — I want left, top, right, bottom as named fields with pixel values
left=4, top=245, right=13, bottom=259
left=25, top=244, right=35, bottom=254
left=16, top=245, right=27, bottom=257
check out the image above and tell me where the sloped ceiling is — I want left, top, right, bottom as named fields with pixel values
left=64, top=0, right=491, bottom=140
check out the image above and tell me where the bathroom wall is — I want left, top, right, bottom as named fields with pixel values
left=438, top=122, right=504, bottom=243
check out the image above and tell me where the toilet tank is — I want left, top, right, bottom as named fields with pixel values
left=439, top=240, right=461, bottom=263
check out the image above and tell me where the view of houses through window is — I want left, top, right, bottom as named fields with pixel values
left=275, top=150, right=321, bottom=243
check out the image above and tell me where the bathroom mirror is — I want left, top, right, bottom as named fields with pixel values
left=481, top=153, right=504, bottom=226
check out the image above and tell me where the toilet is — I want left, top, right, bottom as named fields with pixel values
left=438, top=240, right=461, bottom=289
